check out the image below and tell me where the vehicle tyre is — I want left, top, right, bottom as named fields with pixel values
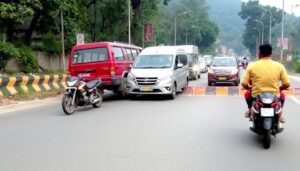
left=92, top=89, right=103, bottom=108
left=115, top=77, right=127, bottom=98
left=128, top=94, right=137, bottom=100
left=182, top=78, right=189, bottom=91
left=62, top=95, right=76, bottom=115
left=169, top=83, right=177, bottom=100
left=234, top=81, right=239, bottom=86
left=198, top=72, right=201, bottom=79
left=208, top=80, right=213, bottom=86
left=263, top=129, right=271, bottom=149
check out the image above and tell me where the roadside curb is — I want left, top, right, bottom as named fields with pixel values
left=0, top=96, right=62, bottom=114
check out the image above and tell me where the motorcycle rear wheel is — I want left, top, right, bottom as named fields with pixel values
left=62, top=95, right=76, bottom=115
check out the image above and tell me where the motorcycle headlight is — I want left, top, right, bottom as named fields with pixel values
left=261, top=98, right=273, bottom=104
left=67, top=80, right=77, bottom=87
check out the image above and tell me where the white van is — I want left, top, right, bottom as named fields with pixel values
left=176, top=45, right=200, bottom=80
left=126, top=46, right=189, bottom=99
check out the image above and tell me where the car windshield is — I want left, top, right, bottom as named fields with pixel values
left=134, top=55, right=174, bottom=68
left=212, top=58, right=237, bottom=67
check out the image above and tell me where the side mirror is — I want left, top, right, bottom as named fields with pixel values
left=128, top=64, right=133, bottom=69
left=177, top=63, right=184, bottom=68
left=207, top=64, right=211, bottom=67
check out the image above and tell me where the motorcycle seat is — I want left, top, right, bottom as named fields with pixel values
left=86, top=80, right=101, bottom=89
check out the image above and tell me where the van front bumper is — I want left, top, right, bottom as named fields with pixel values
left=126, top=79, right=174, bottom=95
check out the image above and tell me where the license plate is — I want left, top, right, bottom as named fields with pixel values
left=140, top=86, right=153, bottom=92
left=78, top=73, right=90, bottom=77
left=218, top=77, right=226, bottom=81
left=261, top=108, right=274, bottom=117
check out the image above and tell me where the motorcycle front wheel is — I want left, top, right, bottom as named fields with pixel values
left=263, top=129, right=271, bottom=149
left=92, top=89, right=103, bottom=108
left=62, top=95, right=76, bottom=115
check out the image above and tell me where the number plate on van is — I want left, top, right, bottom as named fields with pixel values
left=78, top=73, right=90, bottom=77
left=140, top=86, right=153, bottom=92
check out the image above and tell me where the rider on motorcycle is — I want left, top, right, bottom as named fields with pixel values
left=242, top=44, right=290, bottom=123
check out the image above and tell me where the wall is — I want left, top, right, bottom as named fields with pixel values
left=6, top=52, right=69, bottom=72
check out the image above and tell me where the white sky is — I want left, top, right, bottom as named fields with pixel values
left=243, top=0, right=300, bottom=16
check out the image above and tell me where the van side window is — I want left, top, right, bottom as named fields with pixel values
left=179, top=54, right=188, bottom=66
left=125, top=48, right=134, bottom=61
left=73, top=48, right=108, bottom=64
left=113, top=47, right=125, bottom=61
left=131, top=49, right=138, bottom=59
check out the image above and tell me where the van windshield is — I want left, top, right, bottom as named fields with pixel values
left=72, top=47, right=108, bottom=64
left=134, top=55, right=173, bottom=69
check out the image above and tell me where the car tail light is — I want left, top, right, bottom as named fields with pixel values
left=110, top=66, right=115, bottom=77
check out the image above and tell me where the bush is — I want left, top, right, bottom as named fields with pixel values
left=17, top=47, right=39, bottom=73
left=0, top=43, right=20, bottom=72
left=293, top=57, right=300, bottom=73
left=31, top=32, right=61, bottom=55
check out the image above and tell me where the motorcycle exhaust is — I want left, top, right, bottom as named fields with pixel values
left=92, top=98, right=101, bottom=104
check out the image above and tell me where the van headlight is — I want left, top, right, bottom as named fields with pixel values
left=128, top=73, right=135, bottom=80
left=158, top=74, right=172, bottom=83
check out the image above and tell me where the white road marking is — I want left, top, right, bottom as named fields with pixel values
left=290, top=96, right=300, bottom=106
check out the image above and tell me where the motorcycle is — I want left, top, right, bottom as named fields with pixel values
left=242, top=61, right=248, bottom=69
left=249, top=92, right=284, bottom=149
left=62, top=76, right=103, bottom=115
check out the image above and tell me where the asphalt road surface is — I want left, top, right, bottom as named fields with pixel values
left=0, top=71, right=300, bottom=171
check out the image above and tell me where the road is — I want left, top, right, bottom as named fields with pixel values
left=0, top=71, right=300, bottom=171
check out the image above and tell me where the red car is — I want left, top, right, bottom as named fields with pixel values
left=207, top=57, right=240, bottom=86
left=68, top=42, right=142, bottom=97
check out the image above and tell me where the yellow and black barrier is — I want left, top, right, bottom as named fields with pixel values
left=0, top=74, right=67, bottom=97
left=182, top=86, right=300, bottom=97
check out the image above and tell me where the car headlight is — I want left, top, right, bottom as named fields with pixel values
left=231, top=69, right=238, bottom=75
left=128, top=73, right=135, bottom=80
left=208, top=68, right=214, bottom=74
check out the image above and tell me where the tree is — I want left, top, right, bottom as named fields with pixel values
left=239, top=1, right=282, bottom=56
left=0, top=0, right=41, bottom=42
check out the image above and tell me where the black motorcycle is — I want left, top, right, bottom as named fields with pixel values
left=62, top=76, right=103, bottom=115
left=249, top=92, right=284, bottom=149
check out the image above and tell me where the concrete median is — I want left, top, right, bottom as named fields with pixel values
left=0, top=74, right=67, bottom=97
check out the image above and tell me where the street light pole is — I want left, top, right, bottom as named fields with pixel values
left=185, top=25, right=195, bottom=45
left=174, top=11, right=187, bottom=45
left=280, top=0, right=285, bottom=62
left=267, top=10, right=272, bottom=44
left=254, top=28, right=260, bottom=46
left=255, top=20, right=264, bottom=43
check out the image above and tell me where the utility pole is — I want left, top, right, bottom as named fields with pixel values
left=60, top=6, right=65, bottom=71
left=128, top=0, right=131, bottom=44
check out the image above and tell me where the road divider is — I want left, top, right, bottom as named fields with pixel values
left=0, top=74, right=67, bottom=97
left=182, top=86, right=300, bottom=97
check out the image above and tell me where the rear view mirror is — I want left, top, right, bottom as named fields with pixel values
left=177, top=63, right=184, bottom=68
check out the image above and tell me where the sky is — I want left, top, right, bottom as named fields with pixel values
left=243, top=0, right=300, bottom=16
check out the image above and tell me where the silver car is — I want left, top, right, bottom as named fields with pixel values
left=126, top=46, right=189, bottom=99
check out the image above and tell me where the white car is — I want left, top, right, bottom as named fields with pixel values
left=198, top=57, right=207, bottom=73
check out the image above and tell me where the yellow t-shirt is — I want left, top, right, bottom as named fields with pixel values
left=242, top=58, right=290, bottom=97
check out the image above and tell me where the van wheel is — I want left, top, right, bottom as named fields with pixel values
left=115, top=78, right=127, bottom=98
left=169, top=83, right=177, bottom=100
